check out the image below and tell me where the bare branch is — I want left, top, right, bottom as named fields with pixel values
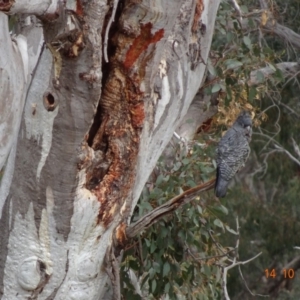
left=208, top=229, right=233, bottom=260
left=186, top=244, right=235, bottom=262
left=259, top=0, right=268, bottom=10
left=274, top=144, right=300, bottom=167
left=292, top=138, right=300, bottom=159
left=275, top=99, right=300, bottom=119
left=230, top=0, right=243, bottom=25
left=222, top=253, right=263, bottom=299
left=126, top=179, right=215, bottom=238
left=255, top=2, right=300, bottom=50
left=220, top=217, right=264, bottom=300
left=248, top=62, right=300, bottom=86
left=104, top=0, right=119, bottom=63
left=238, top=266, right=269, bottom=298
left=233, top=217, right=240, bottom=263
left=227, top=9, right=300, bottom=51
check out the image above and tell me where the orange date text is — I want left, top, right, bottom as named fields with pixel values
left=265, top=268, right=295, bottom=279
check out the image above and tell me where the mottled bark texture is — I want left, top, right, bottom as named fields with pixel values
left=0, top=0, right=220, bottom=298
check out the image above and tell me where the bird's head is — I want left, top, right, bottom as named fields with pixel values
left=235, top=111, right=252, bottom=129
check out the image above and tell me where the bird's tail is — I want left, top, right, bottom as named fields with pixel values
left=215, top=168, right=229, bottom=198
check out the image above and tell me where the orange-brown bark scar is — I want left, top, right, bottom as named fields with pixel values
left=115, top=223, right=127, bottom=245
left=130, top=103, right=145, bottom=128
left=192, top=0, right=204, bottom=33
left=124, top=23, right=164, bottom=69
left=76, top=0, right=84, bottom=16
left=86, top=20, right=165, bottom=228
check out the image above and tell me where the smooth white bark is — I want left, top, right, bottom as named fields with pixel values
left=0, top=12, right=43, bottom=213
left=0, top=14, right=27, bottom=171
left=7, top=0, right=58, bottom=15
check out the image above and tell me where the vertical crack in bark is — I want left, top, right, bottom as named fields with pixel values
left=189, top=0, right=205, bottom=70
left=86, top=2, right=165, bottom=227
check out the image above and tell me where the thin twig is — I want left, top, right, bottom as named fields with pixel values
left=103, top=0, right=119, bottom=63
left=292, top=137, right=300, bottom=159
left=233, top=217, right=240, bottom=263
left=208, top=229, right=233, bottom=260
left=222, top=253, right=262, bottom=299
left=186, top=245, right=235, bottom=262
left=230, top=0, right=243, bottom=25
left=238, top=266, right=269, bottom=298
left=221, top=217, right=263, bottom=300
left=274, top=144, right=300, bottom=167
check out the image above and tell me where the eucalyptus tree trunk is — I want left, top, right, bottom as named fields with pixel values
left=0, top=0, right=220, bottom=298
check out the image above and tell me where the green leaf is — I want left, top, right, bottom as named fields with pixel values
left=274, top=68, right=284, bottom=82
left=173, top=162, right=182, bottom=171
left=151, top=279, right=157, bottom=293
left=243, top=36, right=252, bottom=50
left=163, top=261, right=171, bottom=277
left=153, top=262, right=160, bottom=272
left=226, top=32, right=234, bottom=43
left=219, top=27, right=226, bottom=35
left=141, top=274, right=149, bottom=288
left=233, top=21, right=239, bottom=31
left=240, top=5, right=249, bottom=13
left=202, top=264, right=211, bottom=276
left=212, top=205, right=228, bottom=215
left=214, top=218, right=225, bottom=230
left=161, top=227, right=169, bottom=238
left=267, top=62, right=276, bottom=71
left=225, top=59, right=243, bottom=70
left=149, top=188, right=163, bottom=199
left=149, top=268, right=156, bottom=279
left=164, top=282, right=170, bottom=293
left=225, top=225, right=238, bottom=235
left=256, top=71, right=265, bottom=83
left=193, top=216, right=199, bottom=226
left=212, top=84, right=221, bottom=93
left=216, top=267, right=222, bottom=282
left=197, top=205, right=203, bottom=215
left=150, top=241, right=157, bottom=253
left=186, top=179, right=196, bottom=187
left=155, top=174, right=164, bottom=186
left=249, top=86, right=257, bottom=102
left=182, top=158, right=190, bottom=165
left=145, top=238, right=150, bottom=247
left=207, top=60, right=217, bottom=76
left=219, top=205, right=228, bottom=215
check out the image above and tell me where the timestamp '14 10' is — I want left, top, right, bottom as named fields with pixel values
left=265, top=269, right=295, bottom=279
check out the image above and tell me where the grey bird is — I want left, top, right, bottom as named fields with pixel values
left=215, top=111, right=252, bottom=198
